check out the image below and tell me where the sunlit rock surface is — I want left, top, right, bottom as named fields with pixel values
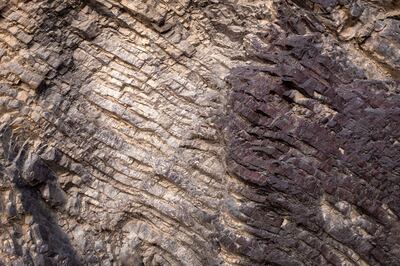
left=0, top=0, right=399, bottom=265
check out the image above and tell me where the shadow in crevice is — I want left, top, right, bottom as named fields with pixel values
left=0, top=125, right=81, bottom=265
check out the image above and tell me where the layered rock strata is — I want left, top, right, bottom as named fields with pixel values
left=0, top=0, right=399, bottom=265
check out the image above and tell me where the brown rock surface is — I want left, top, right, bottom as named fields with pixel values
left=0, top=0, right=399, bottom=265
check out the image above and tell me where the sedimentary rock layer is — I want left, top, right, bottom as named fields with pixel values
left=0, top=0, right=399, bottom=265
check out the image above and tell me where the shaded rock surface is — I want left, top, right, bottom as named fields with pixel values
left=0, top=0, right=399, bottom=265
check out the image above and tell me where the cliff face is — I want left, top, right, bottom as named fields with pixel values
left=0, top=0, right=399, bottom=265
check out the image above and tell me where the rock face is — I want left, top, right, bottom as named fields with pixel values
left=0, top=0, right=399, bottom=265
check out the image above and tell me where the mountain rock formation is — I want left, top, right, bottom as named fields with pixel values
left=0, top=0, right=399, bottom=265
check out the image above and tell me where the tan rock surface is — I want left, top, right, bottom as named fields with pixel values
left=0, top=0, right=399, bottom=265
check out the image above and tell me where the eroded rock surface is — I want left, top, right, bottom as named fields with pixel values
left=0, top=0, right=399, bottom=265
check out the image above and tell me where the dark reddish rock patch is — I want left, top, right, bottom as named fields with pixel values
left=225, top=18, right=400, bottom=266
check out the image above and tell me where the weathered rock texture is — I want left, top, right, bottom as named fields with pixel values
left=0, top=0, right=399, bottom=265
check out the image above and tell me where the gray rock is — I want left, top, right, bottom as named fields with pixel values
left=0, top=0, right=399, bottom=265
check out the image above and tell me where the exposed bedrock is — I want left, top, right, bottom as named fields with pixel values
left=0, top=0, right=399, bottom=265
